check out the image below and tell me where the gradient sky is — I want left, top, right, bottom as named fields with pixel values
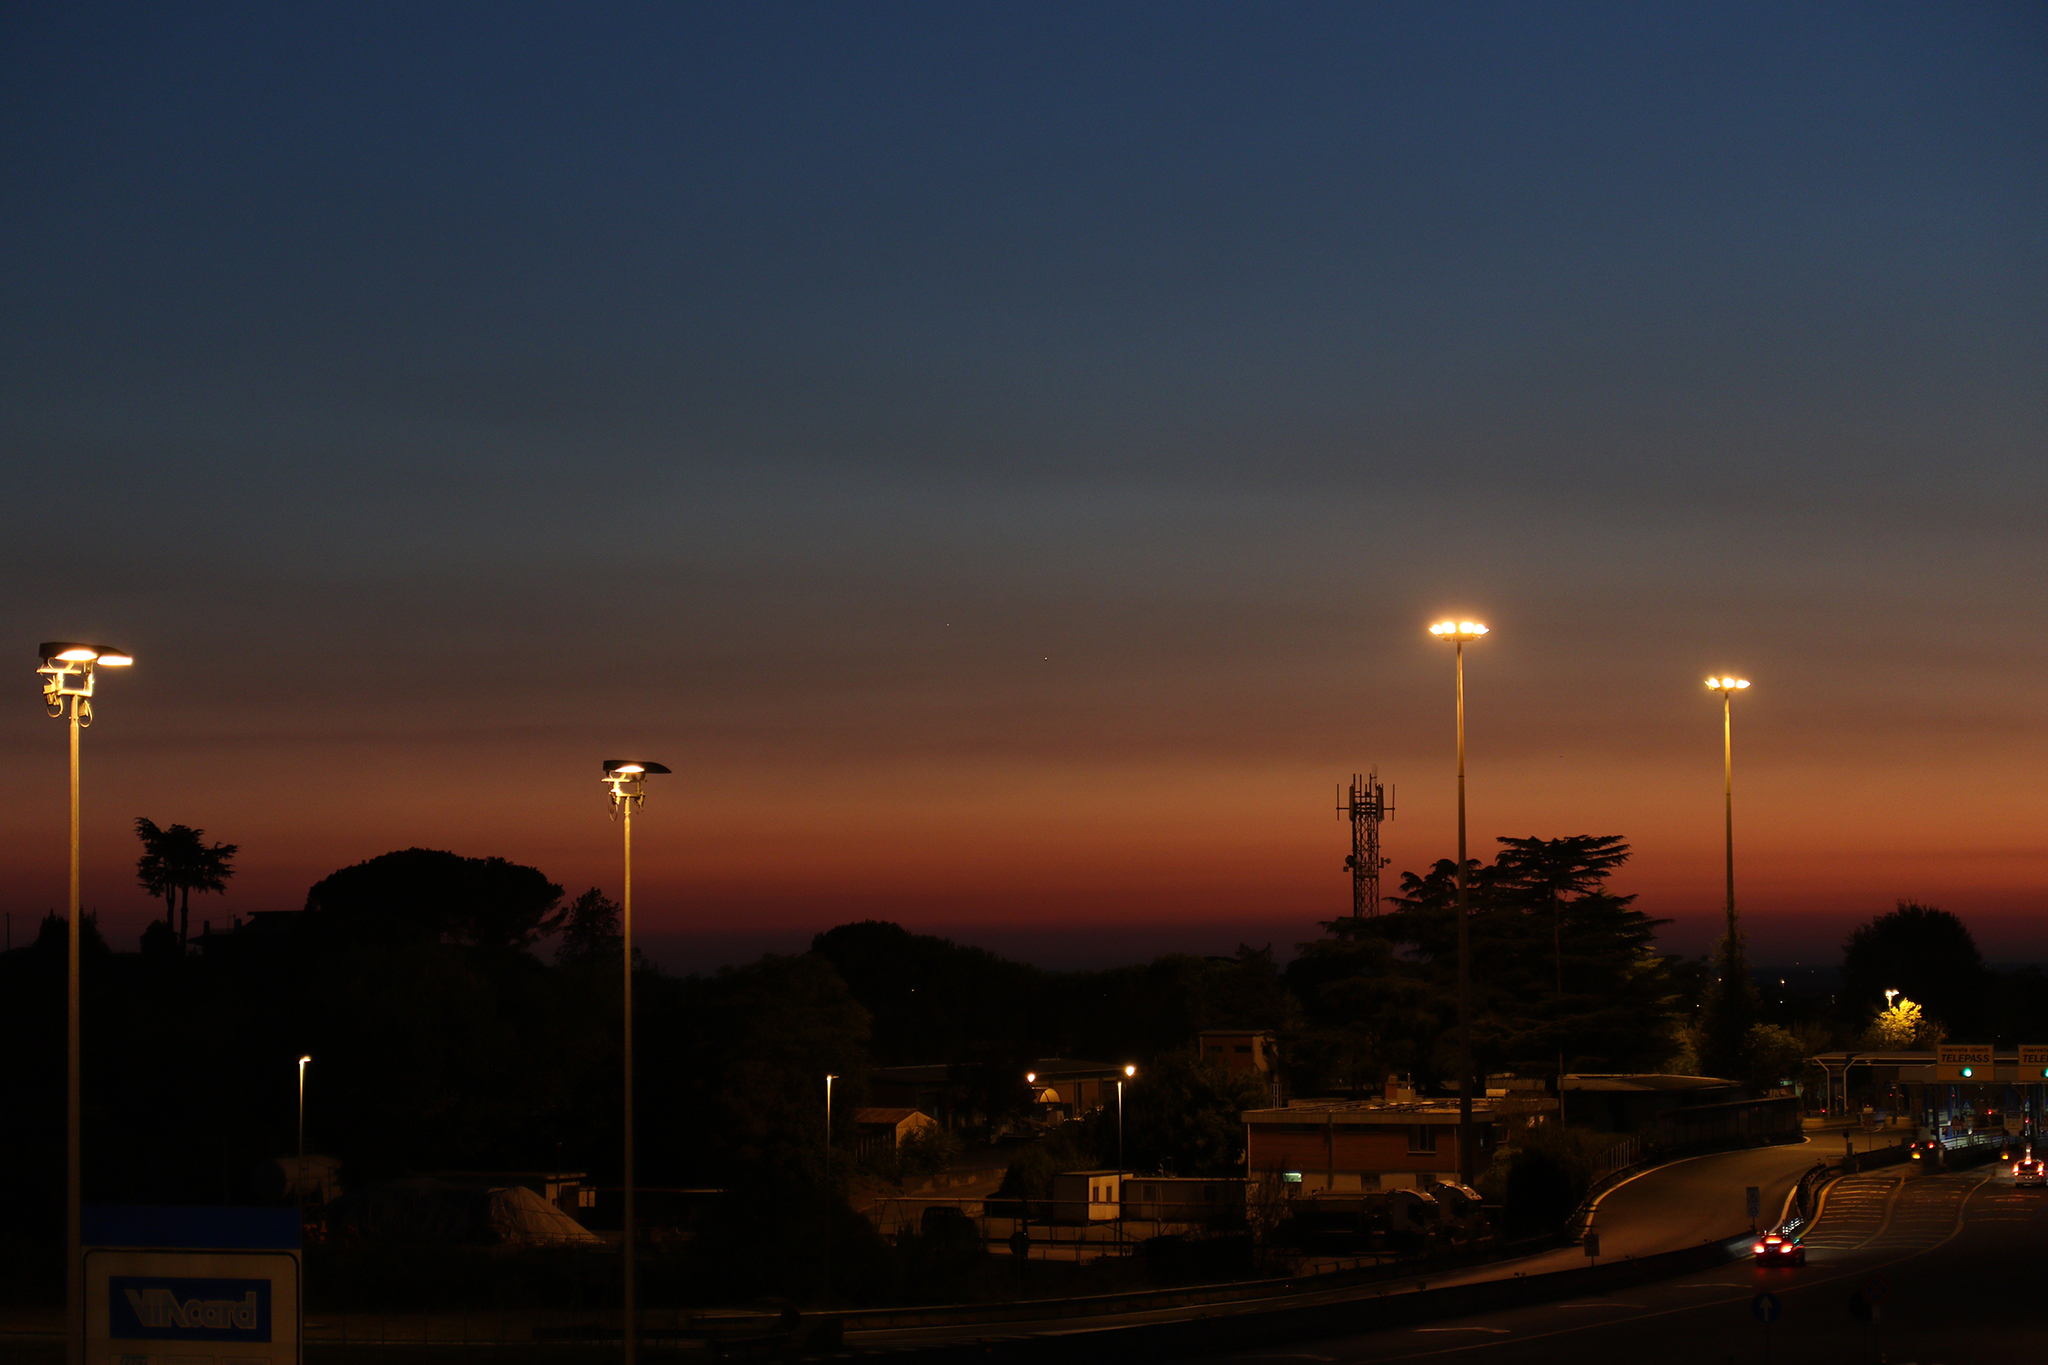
left=3, top=3, right=2043, bottom=969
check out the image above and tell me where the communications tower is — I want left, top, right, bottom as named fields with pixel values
left=1339, top=770, right=1393, bottom=918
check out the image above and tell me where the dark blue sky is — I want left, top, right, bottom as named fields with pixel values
left=4, top=4, right=2043, bottom=965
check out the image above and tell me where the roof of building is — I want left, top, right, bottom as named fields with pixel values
left=852, top=1107, right=931, bottom=1126
left=870, top=1058, right=1123, bottom=1085
left=1561, top=1074, right=1738, bottom=1092
left=1242, top=1099, right=1497, bottom=1122
left=1807, top=1049, right=2013, bottom=1063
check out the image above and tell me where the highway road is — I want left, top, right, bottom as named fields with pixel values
left=1222, top=1157, right=2047, bottom=1362
left=844, top=1140, right=1827, bottom=1350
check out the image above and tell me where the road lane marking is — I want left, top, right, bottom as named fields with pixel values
left=1414, top=1327, right=1510, bottom=1334
left=1309, top=1172, right=1998, bottom=1363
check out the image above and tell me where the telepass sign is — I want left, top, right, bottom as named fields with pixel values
left=1936, top=1044, right=1992, bottom=1081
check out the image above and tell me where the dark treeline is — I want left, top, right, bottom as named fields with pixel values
left=5, top=840, right=2044, bottom=1308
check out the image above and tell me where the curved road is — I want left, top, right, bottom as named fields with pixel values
left=1223, top=1156, right=2044, bottom=1362
left=847, top=1140, right=1824, bottom=1350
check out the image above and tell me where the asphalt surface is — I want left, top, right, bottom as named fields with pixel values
left=844, top=1141, right=1827, bottom=1349
left=1222, top=1158, right=2047, bottom=1362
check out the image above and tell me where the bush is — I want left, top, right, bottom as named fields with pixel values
left=1488, top=1123, right=1599, bottom=1239
left=897, top=1124, right=959, bottom=1178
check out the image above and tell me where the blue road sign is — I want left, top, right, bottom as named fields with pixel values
left=1752, top=1292, right=1781, bottom=1325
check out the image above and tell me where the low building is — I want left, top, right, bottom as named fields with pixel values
left=851, top=1107, right=938, bottom=1163
left=1241, top=1099, right=1498, bottom=1192
left=1050, top=1169, right=1129, bottom=1222
left=431, top=1169, right=588, bottom=1215
left=256, top=1154, right=341, bottom=1205
left=1022, top=1059, right=1127, bottom=1117
left=865, top=1065, right=954, bottom=1123
left=1197, top=1030, right=1278, bottom=1076
left=1559, top=1074, right=1744, bottom=1133
left=1121, top=1175, right=1246, bottom=1227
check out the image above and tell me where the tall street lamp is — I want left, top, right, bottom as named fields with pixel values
left=602, top=759, right=669, bottom=1365
left=38, top=640, right=132, bottom=1365
left=1429, top=620, right=1486, bottom=1188
left=1704, top=677, right=1750, bottom=947
left=297, top=1055, right=312, bottom=1207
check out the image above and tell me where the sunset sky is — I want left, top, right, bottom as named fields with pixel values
left=4, top=4, right=2042, bottom=969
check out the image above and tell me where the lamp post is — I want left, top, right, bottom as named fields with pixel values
left=824, top=1073, right=835, bottom=1304
left=1429, top=620, right=1486, bottom=1188
left=1704, top=677, right=1750, bottom=945
left=37, top=640, right=132, bottom=1365
left=602, top=759, right=669, bottom=1365
left=297, top=1055, right=312, bottom=1207
left=1117, top=1065, right=1134, bottom=1251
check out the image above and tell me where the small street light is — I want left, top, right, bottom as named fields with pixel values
left=38, top=640, right=131, bottom=1365
left=601, top=759, right=669, bottom=1365
left=297, top=1056, right=312, bottom=1208
left=1117, top=1066, right=1135, bottom=1252
left=1430, top=620, right=1486, bottom=1188
left=824, top=1073, right=836, bottom=1304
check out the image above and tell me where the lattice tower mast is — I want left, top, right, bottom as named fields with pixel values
left=1339, top=770, right=1393, bottom=918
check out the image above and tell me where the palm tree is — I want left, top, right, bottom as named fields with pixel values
left=134, top=818, right=240, bottom=951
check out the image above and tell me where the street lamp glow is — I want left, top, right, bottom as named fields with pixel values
left=1429, top=620, right=1488, bottom=639
left=1705, top=676, right=1749, bottom=691
left=1124, top=1064, right=1136, bottom=1078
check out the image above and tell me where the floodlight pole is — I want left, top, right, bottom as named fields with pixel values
left=1722, top=688, right=1736, bottom=944
left=1453, top=636, right=1474, bottom=1189
left=66, top=695, right=81, bottom=1365
left=39, top=643, right=131, bottom=1365
left=601, top=760, right=665, bottom=1365
left=1430, top=621, right=1486, bottom=1190
left=621, top=792, right=636, bottom=1365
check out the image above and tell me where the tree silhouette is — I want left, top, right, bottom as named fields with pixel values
left=304, top=847, right=564, bottom=952
left=1494, top=835, right=1633, bottom=1077
left=134, top=818, right=239, bottom=951
left=1840, top=901, right=1986, bottom=1037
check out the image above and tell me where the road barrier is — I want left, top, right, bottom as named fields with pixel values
left=856, top=1236, right=1753, bottom=1362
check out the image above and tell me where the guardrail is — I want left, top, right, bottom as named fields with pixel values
left=855, top=1235, right=1754, bottom=1362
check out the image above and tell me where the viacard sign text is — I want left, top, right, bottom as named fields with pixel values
left=110, top=1277, right=270, bottom=1341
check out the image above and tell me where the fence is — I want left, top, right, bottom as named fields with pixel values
left=1590, top=1135, right=1641, bottom=1182
left=1651, top=1094, right=1801, bottom=1150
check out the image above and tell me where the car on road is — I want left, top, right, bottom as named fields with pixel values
left=2014, top=1158, right=2045, bottom=1189
left=1753, top=1234, right=1806, bottom=1267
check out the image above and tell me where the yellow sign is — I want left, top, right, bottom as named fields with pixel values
left=1936, top=1044, right=1993, bottom=1082
left=2019, top=1045, right=2048, bottom=1079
